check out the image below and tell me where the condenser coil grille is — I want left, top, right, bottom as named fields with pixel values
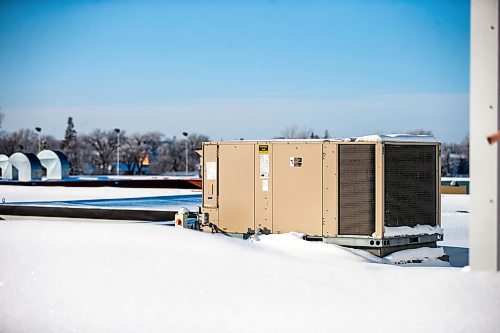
left=338, top=144, right=376, bottom=235
left=384, top=145, right=437, bottom=228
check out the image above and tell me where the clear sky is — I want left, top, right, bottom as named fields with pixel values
left=0, top=0, right=469, bottom=142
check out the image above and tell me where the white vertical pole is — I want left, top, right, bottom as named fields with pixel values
left=470, top=0, right=500, bottom=271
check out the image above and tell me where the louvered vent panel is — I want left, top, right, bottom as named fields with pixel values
left=384, top=145, right=437, bottom=228
left=339, top=145, right=375, bottom=235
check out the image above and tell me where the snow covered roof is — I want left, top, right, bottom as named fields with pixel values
left=1, top=192, right=497, bottom=332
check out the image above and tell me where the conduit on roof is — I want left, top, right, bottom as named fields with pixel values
left=0, top=154, right=12, bottom=180
left=37, top=150, right=69, bottom=180
left=9, top=153, right=42, bottom=181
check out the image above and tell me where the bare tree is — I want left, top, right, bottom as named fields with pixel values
left=0, top=128, right=38, bottom=154
left=441, top=143, right=453, bottom=177
left=82, top=129, right=118, bottom=174
left=41, top=135, right=61, bottom=151
left=184, top=133, right=209, bottom=172
left=459, top=134, right=469, bottom=157
left=154, top=137, right=183, bottom=173
left=149, top=133, right=209, bottom=174
left=277, top=125, right=312, bottom=139
left=135, top=131, right=163, bottom=174
left=120, top=131, right=163, bottom=175
left=148, top=142, right=171, bottom=175
left=441, top=136, right=469, bottom=177
left=458, top=134, right=469, bottom=176
left=120, top=134, right=136, bottom=175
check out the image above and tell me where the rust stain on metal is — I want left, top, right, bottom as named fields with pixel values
left=487, top=131, right=500, bottom=144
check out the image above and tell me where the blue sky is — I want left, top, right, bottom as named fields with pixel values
left=0, top=0, right=469, bottom=142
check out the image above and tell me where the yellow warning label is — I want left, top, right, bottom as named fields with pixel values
left=259, top=145, right=269, bottom=154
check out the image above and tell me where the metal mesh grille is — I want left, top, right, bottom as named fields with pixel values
left=338, top=145, right=375, bottom=235
left=384, top=145, right=437, bottom=228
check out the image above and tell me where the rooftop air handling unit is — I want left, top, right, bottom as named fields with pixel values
left=37, top=150, right=69, bottom=180
left=9, top=152, right=43, bottom=181
left=198, top=135, right=442, bottom=256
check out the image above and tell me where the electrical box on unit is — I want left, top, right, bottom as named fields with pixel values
left=200, top=138, right=442, bottom=256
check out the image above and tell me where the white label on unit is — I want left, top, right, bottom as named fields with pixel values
left=260, top=154, right=269, bottom=179
left=289, top=157, right=303, bottom=167
left=206, top=162, right=217, bottom=180
left=262, top=179, right=269, bottom=192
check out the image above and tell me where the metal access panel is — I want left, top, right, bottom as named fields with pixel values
left=338, top=144, right=376, bottom=236
left=254, top=143, right=273, bottom=233
left=202, top=144, right=218, bottom=209
left=272, top=142, right=323, bottom=236
left=384, top=144, right=437, bottom=228
left=322, top=142, right=338, bottom=237
left=218, top=144, right=255, bottom=233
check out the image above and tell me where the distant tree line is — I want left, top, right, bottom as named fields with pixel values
left=275, top=125, right=330, bottom=140
left=441, top=135, right=469, bottom=177
left=404, top=130, right=469, bottom=177
left=0, top=115, right=209, bottom=175
left=0, top=114, right=469, bottom=177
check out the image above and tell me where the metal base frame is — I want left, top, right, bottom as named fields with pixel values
left=320, top=233, right=442, bottom=247
left=217, top=229, right=443, bottom=257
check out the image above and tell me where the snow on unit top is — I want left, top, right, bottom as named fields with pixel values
left=218, top=134, right=439, bottom=144
left=353, top=134, right=439, bottom=143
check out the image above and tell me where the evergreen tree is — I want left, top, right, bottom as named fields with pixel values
left=61, top=117, right=80, bottom=174
left=63, top=117, right=76, bottom=144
